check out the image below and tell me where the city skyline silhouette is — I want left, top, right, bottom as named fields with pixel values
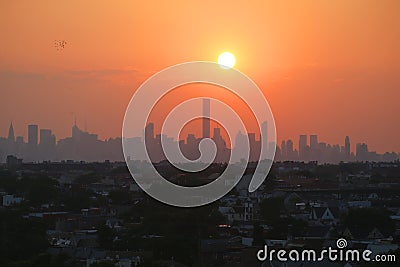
left=1, top=120, right=398, bottom=164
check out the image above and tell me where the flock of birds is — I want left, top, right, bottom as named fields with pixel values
left=54, top=39, right=67, bottom=51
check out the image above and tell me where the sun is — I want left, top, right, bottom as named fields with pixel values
left=218, top=52, right=236, bottom=69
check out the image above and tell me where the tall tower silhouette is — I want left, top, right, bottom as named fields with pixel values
left=8, top=122, right=15, bottom=142
left=28, top=124, right=38, bottom=146
left=202, top=99, right=210, bottom=138
left=299, top=134, right=307, bottom=160
left=345, top=136, right=350, bottom=159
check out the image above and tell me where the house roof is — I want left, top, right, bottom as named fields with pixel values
left=312, top=207, right=339, bottom=219
left=328, top=207, right=340, bottom=218
left=313, top=207, right=326, bottom=218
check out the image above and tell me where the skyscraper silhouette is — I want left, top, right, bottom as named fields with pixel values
left=8, top=122, right=15, bottom=143
left=356, top=143, right=368, bottom=161
left=286, top=139, right=295, bottom=160
left=281, top=140, right=287, bottom=158
left=39, top=129, right=54, bottom=145
left=28, top=124, right=38, bottom=146
left=310, top=135, right=318, bottom=150
left=345, top=136, right=350, bottom=159
left=310, top=134, right=318, bottom=160
left=145, top=123, right=155, bottom=142
left=261, top=121, right=268, bottom=157
left=202, top=99, right=210, bottom=138
left=299, top=134, right=307, bottom=161
left=39, top=129, right=56, bottom=160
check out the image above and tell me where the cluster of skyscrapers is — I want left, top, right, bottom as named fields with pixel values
left=123, top=99, right=272, bottom=164
left=1, top=120, right=398, bottom=164
left=0, top=123, right=56, bottom=162
left=1, top=99, right=398, bottom=164
left=276, top=135, right=399, bottom=163
left=0, top=122, right=122, bottom=163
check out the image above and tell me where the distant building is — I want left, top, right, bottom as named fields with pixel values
left=286, top=139, right=296, bottom=160
left=39, top=129, right=56, bottom=160
left=310, top=135, right=318, bottom=150
left=144, top=122, right=154, bottom=143
left=344, top=136, right=351, bottom=160
left=2, top=194, right=24, bottom=206
left=260, top=121, right=268, bottom=160
left=28, top=124, right=38, bottom=146
left=248, top=133, right=260, bottom=162
left=6, top=155, right=22, bottom=169
left=299, top=135, right=307, bottom=161
left=356, top=143, right=369, bottom=161
left=7, top=122, right=15, bottom=142
left=40, top=129, right=54, bottom=145
left=281, top=140, right=286, bottom=159
left=203, top=99, right=210, bottom=138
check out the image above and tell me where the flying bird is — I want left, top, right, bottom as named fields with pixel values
left=54, top=40, right=67, bottom=51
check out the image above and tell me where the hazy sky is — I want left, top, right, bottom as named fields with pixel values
left=0, top=1, right=399, bottom=153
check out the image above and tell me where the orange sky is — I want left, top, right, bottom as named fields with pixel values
left=0, top=0, right=399, bottom=153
